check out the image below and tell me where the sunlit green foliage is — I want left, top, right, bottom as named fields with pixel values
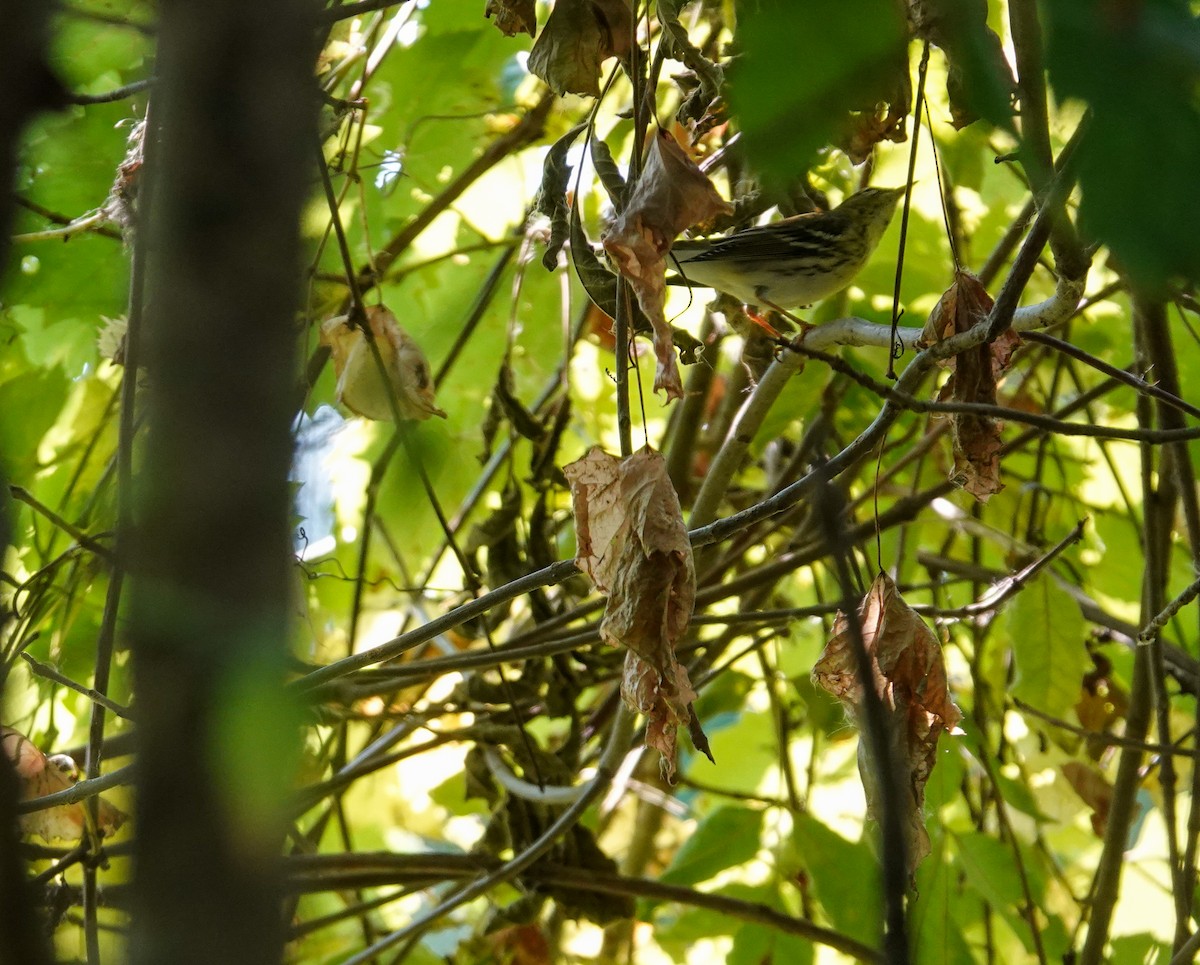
left=3, top=1, right=1200, bottom=963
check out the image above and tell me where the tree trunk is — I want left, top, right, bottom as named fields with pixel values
left=128, top=3, right=316, bottom=963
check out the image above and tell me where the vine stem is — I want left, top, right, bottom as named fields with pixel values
left=1078, top=296, right=1169, bottom=964
left=815, top=479, right=909, bottom=965
left=80, top=97, right=154, bottom=965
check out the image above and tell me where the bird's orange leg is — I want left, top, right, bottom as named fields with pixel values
left=756, top=299, right=815, bottom=346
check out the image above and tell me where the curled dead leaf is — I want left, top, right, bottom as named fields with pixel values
left=97, top=315, right=128, bottom=365
left=1061, top=761, right=1113, bottom=837
left=563, top=447, right=711, bottom=780
left=839, top=49, right=912, bottom=163
left=484, top=0, right=536, bottom=37
left=601, top=129, right=731, bottom=401
left=102, top=119, right=145, bottom=240
left=811, top=573, right=961, bottom=874
left=918, top=270, right=1020, bottom=502
left=320, top=305, right=446, bottom=422
left=527, top=0, right=632, bottom=98
left=2, top=726, right=126, bottom=841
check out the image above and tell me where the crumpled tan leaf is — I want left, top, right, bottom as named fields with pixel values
left=811, top=573, right=961, bottom=874
left=2, top=726, right=127, bottom=841
left=321, top=305, right=446, bottom=422
left=601, top=129, right=731, bottom=401
left=484, top=0, right=536, bottom=37
left=527, top=0, right=632, bottom=98
left=840, top=50, right=912, bottom=163
left=1061, top=761, right=1112, bottom=837
left=919, top=270, right=1020, bottom=502
left=563, top=447, right=711, bottom=780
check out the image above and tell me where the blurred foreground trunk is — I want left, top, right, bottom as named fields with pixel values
left=0, top=2, right=63, bottom=962
left=129, top=3, right=316, bottom=963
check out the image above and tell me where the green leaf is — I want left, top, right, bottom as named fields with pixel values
left=1004, top=575, right=1088, bottom=719
left=729, top=896, right=816, bottom=965
left=1086, top=511, right=1143, bottom=610
left=922, top=738, right=966, bottom=813
left=688, top=699, right=778, bottom=792
left=953, top=830, right=1051, bottom=955
left=660, top=806, right=764, bottom=886
left=953, top=831, right=1024, bottom=910
left=0, top=365, right=70, bottom=481
left=912, top=831, right=981, bottom=965
left=789, top=812, right=882, bottom=945
left=1109, top=933, right=1171, bottom=965
left=990, top=771, right=1051, bottom=823
left=1044, top=0, right=1200, bottom=290
left=653, top=881, right=809, bottom=962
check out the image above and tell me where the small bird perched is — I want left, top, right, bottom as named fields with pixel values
left=669, top=186, right=905, bottom=311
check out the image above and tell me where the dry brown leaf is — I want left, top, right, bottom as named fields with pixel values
left=563, top=447, right=710, bottom=780
left=2, top=726, right=127, bottom=841
left=1061, top=761, right=1113, bottom=837
left=320, top=305, right=446, bottom=422
left=1076, top=659, right=1128, bottom=762
left=527, top=0, right=632, bottom=98
left=918, top=270, right=1020, bottom=502
left=811, top=573, right=961, bottom=874
left=484, top=0, right=536, bottom=37
left=842, top=99, right=909, bottom=165
left=601, top=129, right=731, bottom=401
left=840, top=57, right=912, bottom=163
left=486, top=923, right=552, bottom=965
left=561, top=446, right=625, bottom=590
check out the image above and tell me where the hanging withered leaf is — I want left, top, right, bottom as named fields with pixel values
left=918, top=270, right=1020, bottom=502
left=907, top=0, right=1017, bottom=130
left=563, top=446, right=712, bottom=780
left=811, top=573, right=961, bottom=875
left=839, top=44, right=912, bottom=164
left=527, top=0, right=633, bottom=98
left=102, top=119, right=145, bottom=241
left=1, top=726, right=127, bottom=842
left=484, top=0, right=536, bottom=38
left=320, top=305, right=446, bottom=422
left=97, top=314, right=129, bottom=365
left=601, top=129, right=731, bottom=401
left=1061, top=761, right=1113, bottom=838
left=536, top=122, right=588, bottom=270
left=656, top=0, right=725, bottom=126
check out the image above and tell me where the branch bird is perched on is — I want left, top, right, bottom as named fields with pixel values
left=669, top=186, right=905, bottom=314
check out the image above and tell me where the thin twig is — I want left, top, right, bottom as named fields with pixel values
left=1139, top=573, right=1200, bottom=645
left=1022, top=329, right=1200, bottom=421
left=286, top=851, right=885, bottom=963
left=19, top=653, right=133, bottom=719
left=319, top=0, right=412, bottom=25
left=336, top=706, right=636, bottom=965
left=7, top=487, right=114, bottom=562
left=813, top=475, right=909, bottom=964
left=65, top=78, right=152, bottom=105
left=1078, top=297, right=1168, bottom=965
left=15, top=765, right=135, bottom=814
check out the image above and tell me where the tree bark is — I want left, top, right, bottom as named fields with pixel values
left=0, top=2, right=63, bottom=962
left=128, top=3, right=316, bottom=963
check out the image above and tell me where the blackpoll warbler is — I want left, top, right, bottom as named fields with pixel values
left=669, top=186, right=904, bottom=309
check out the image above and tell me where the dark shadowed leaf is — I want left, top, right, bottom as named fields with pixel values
left=728, top=0, right=908, bottom=184
left=1044, top=0, right=1200, bottom=290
